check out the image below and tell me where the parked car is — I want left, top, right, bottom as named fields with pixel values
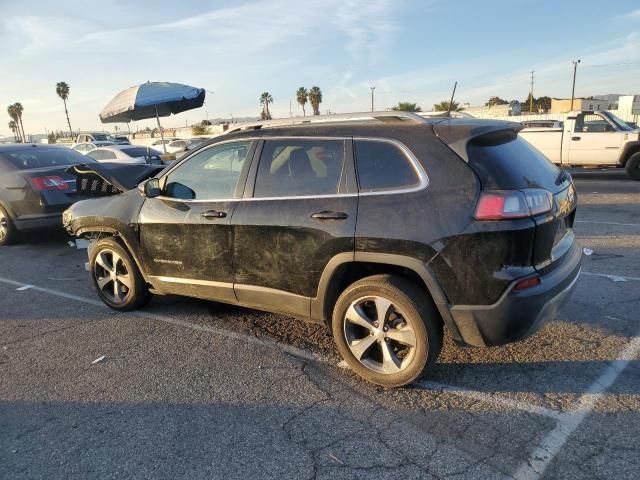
left=150, top=138, right=176, bottom=151
left=0, top=144, right=100, bottom=245
left=75, top=133, right=128, bottom=145
left=113, top=136, right=131, bottom=145
left=86, top=145, right=164, bottom=165
left=0, top=144, right=163, bottom=246
left=72, top=141, right=116, bottom=154
left=520, top=110, right=640, bottom=179
left=64, top=112, right=582, bottom=387
left=163, top=137, right=212, bottom=154
left=521, top=120, right=564, bottom=129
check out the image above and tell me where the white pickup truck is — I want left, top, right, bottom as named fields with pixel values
left=519, top=110, right=640, bottom=180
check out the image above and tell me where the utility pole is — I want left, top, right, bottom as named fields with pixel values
left=289, top=99, right=292, bottom=117
left=370, top=86, right=376, bottom=112
left=529, top=71, right=535, bottom=113
left=570, top=59, right=581, bottom=111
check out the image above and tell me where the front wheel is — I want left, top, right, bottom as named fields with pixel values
left=331, top=274, right=443, bottom=388
left=625, top=152, right=640, bottom=180
left=90, top=237, right=150, bottom=311
left=0, top=205, right=18, bottom=246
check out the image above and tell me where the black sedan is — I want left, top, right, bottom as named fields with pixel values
left=0, top=144, right=161, bottom=245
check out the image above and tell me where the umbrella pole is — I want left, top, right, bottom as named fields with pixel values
left=155, top=105, right=167, bottom=155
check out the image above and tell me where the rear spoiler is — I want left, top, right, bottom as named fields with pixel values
left=433, top=119, right=523, bottom=162
left=66, top=163, right=165, bottom=196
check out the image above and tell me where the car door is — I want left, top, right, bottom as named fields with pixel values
left=231, top=137, right=357, bottom=318
left=567, top=112, right=623, bottom=165
left=138, top=140, right=255, bottom=302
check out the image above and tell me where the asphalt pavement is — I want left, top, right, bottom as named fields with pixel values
left=1, top=170, right=639, bottom=479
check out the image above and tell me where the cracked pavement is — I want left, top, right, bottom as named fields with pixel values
left=1, top=169, right=639, bottom=479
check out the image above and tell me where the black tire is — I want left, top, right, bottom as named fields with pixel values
left=331, top=274, right=443, bottom=388
left=625, top=152, right=640, bottom=180
left=0, top=204, right=19, bottom=246
left=90, top=237, right=150, bottom=311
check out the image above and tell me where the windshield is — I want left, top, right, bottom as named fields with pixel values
left=2, top=148, right=96, bottom=169
left=92, top=134, right=113, bottom=141
left=123, top=147, right=162, bottom=158
left=601, top=111, right=632, bottom=131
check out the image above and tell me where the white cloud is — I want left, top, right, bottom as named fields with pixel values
left=619, top=9, right=640, bottom=19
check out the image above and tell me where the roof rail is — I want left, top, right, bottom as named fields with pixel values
left=226, top=111, right=429, bottom=133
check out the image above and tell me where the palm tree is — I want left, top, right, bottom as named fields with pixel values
left=12, top=103, right=27, bottom=142
left=8, top=120, right=19, bottom=142
left=259, top=92, right=273, bottom=120
left=7, top=105, right=23, bottom=142
left=308, top=86, right=322, bottom=116
left=296, top=87, right=308, bottom=117
left=56, top=82, right=74, bottom=140
left=392, top=102, right=422, bottom=112
left=433, top=100, right=463, bottom=112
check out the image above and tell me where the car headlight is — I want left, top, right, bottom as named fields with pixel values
left=62, top=210, right=73, bottom=227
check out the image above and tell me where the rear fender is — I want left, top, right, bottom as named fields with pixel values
left=311, top=252, right=464, bottom=343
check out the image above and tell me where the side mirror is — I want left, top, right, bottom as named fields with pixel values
left=140, top=178, right=161, bottom=198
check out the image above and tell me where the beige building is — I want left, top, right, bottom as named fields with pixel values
left=550, top=97, right=609, bottom=113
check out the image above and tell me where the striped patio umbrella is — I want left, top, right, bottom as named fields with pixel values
left=99, top=82, right=206, bottom=153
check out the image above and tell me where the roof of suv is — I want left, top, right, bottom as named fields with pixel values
left=216, top=116, right=523, bottom=161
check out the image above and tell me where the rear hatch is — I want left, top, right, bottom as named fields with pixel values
left=434, top=121, right=577, bottom=273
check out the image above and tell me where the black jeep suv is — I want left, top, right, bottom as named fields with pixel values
left=64, top=112, right=582, bottom=387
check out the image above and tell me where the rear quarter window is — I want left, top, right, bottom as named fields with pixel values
left=467, top=134, right=563, bottom=191
left=354, top=139, right=421, bottom=192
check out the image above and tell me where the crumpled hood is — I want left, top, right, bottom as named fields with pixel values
left=66, top=162, right=165, bottom=195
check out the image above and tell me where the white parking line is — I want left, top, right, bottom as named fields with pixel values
left=0, top=275, right=323, bottom=364
left=418, top=381, right=563, bottom=420
left=513, top=334, right=640, bottom=480
left=1, top=273, right=634, bottom=432
left=575, top=220, right=640, bottom=227
left=581, top=271, right=640, bottom=282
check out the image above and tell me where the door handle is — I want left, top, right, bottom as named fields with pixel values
left=311, top=211, right=348, bottom=220
left=201, top=210, right=227, bottom=219
left=571, top=136, right=581, bottom=141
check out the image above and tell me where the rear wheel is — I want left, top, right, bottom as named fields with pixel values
left=625, top=152, right=640, bottom=180
left=0, top=205, right=18, bottom=246
left=332, top=274, right=442, bottom=388
left=90, top=237, right=150, bottom=311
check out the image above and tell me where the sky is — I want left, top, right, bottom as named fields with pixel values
left=1, top=0, right=639, bottom=136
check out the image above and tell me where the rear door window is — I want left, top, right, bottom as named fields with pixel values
left=354, top=139, right=421, bottom=192
left=253, top=139, right=346, bottom=197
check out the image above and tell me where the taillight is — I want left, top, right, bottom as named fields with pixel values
left=475, top=189, right=552, bottom=220
left=31, top=176, right=69, bottom=191
left=514, top=276, right=541, bottom=290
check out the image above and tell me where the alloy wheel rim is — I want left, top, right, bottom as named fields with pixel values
left=94, top=248, right=132, bottom=304
left=0, top=211, right=7, bottom=242
left=343, top=295, right=417, bottom=375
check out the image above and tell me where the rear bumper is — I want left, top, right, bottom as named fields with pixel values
left=14, top=213, right=63, bottom=232
left=450, top=241, right=582, bottom=347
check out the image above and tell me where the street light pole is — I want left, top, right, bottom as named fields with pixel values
left=570, top=59, right=581, bottom=111
left=370, top=86, right=376, bottom=112
left=529, top=70, right=535, bottom=113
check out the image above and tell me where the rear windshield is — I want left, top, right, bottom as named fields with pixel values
left=123, top=147, right=161, bottom=158
left=2, top=148, right=95, bottom=170
left=91, top=134, right=112, bottom=141
left=467, top=133, right=566, bottom=192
